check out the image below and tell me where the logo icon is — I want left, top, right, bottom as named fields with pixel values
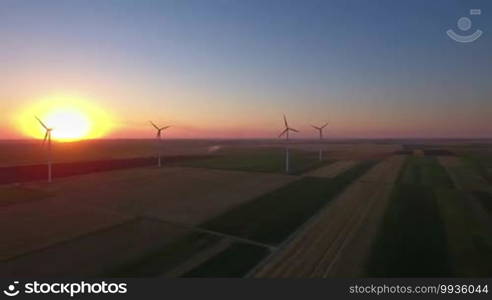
left=3, top=282, right=20, bottom=297
left=447, top=9, right=483, bottom=43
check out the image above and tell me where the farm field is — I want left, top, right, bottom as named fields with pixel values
left=1, top=139, right=492, bottom=278
left=0, top=139, right=399, bottom=167
left=170, top=146, right=331, bottom=175
left=287, top=142, right=402, bottom=160
left=202, top=160, right=377, bottom=245
left=182, top=242, right=270, bottom=278
left=0, top=218, right=189, bottom=276
left=399, top=156, right=454, bottom=188
left=0, top=164, right=295, bottom=276
left=366, top=183, right=452, bottom=277
left=438, top=156, right=491, bottom=192
left=0, top=139, right=221, bottom=166
left=434, top=189, right=492, bottom=277
left=14, top=166, right=297, bottom=226
left=366, top=149, right=492, bottom=277
left=253, top=141, right=492, bottom=278
left=0, top=155, right=212, bottom=185
left=255, top=155, right=406, bottom=277
left=0, top=193, right=133, bottom=261
left=304, top=160, right=358, bottom=178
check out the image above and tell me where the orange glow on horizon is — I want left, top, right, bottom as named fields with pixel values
left=16, top=95, right=113, bottom=142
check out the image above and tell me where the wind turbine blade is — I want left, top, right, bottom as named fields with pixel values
left=42, top=131, right=48, bottom=145
left=35, top=116, right=48, bottom=130
left=161, top=126, right=171, bottom=130
left=278, top=128, right=288, bottom=138
left=283, top=114, right=288, bottom=128
left=289, top=128, right=299, bottom=133
left=150, top=121, right=159, bottom=130
left=321, top=122, right=329, bottom=129
left=311, top=125, right=321, bottom=130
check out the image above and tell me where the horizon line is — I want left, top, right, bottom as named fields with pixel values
left=1, top=137, right=492, bottom=142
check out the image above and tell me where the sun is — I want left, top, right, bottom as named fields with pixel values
left=43, top=108, right=91, bottom=141
left=17, top=95, right=113, bottom=142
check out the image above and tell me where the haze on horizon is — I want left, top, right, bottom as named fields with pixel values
left=1, top=0, right=491, bottom=140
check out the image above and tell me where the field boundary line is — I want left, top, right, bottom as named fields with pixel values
left=141, top=216, right=277, bottom=251
left=166, top=165, right=301, bottom=177
left=357, top=179, right=396, bottom=185
left=162, top=239, right=232, bottom=278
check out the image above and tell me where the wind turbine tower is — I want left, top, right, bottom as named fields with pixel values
left=311, top=122, right=329, bottom=161
left=150, top=121, right=170, bottom=168
left=278, top=115, right=299, bottom=173
left=36, top=116, right=54, bottom=183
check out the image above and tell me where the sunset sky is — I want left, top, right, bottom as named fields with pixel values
left=1, top=0, right=491, bottom=139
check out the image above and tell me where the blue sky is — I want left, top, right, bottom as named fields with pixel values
left=1, top=0, right=491, bottom=138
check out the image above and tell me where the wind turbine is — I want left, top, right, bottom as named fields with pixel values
left=36, top=116, right=54, bottom=183
left=150, top=121, right=170, bottom=168
left=278, top=114, right=299, bottom=173
left=311, top=122, right=329, bottom=161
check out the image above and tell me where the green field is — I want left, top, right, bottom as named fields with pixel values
left=366, top=184, right=452, bottom=277
left=472, top=191, right=492, bottom=214
left=171, top=147, right=331, bottom=175
left=108, top=232, right=222, bottom=277
left=447, top=163, right=490, bottom=191
left=462, top=153, right=492, bottom=185
left=107, top=229, right=270, bottom=278
left=435, top=189, right=492, bottom=277
left=106, top=160, right=377, bottom=277
left=439, top=144, right=492, bottom=184
left=0, top=186, right=54, bottom=207
left=201, top=161, right=376, bottom=245
left=399, top=156, right=454, bottom=188
left=367, top=151, right=492, bottom=277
